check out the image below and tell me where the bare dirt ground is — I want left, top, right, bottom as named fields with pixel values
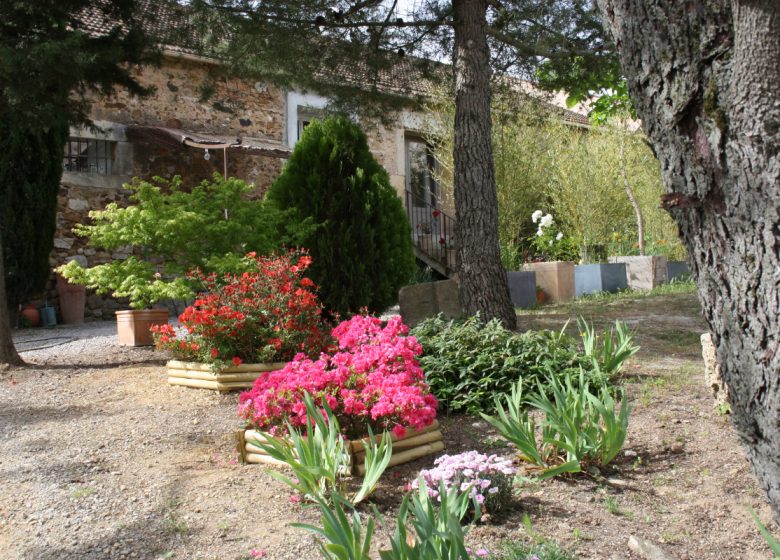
left=0, top=290, right=776, bottom=560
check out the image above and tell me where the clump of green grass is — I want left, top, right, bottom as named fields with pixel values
left=492, top=540, right=578, bottom=560
left=69, top=486, right=96, bottom=499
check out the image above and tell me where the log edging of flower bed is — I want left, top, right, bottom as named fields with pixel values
left=166, top=360, right=287, bottom=392
left=235, top=420, right=445, bottom=475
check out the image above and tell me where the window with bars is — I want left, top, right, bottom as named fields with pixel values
left=63, top=138, right=115, bottom=174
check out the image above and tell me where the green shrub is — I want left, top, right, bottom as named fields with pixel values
left=294, top=480, right=479, bottom=560
left=412, top=315, right=600, bottom=413
left=578, top=318, right=639, bottom=379
left=267, top=115, right=416, bottom=316
left=481, top=371, right=631, bottom=479
left=57, top=174, right=297, bottom=308
left=0, top=118, right=68, bottom=311
left=249, top=393, right=392, bottom=506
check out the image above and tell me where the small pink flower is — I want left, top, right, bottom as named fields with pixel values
left=289, top=494, right=302, bottom=504
left=475, top=549, right=489, bottom=558
left=249, top=549, right=267, bottom=558
left=391, top=424, right=407, bottom=439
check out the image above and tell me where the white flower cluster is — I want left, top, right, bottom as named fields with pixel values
left=532, top=210, right=556, bottom=237
left=411, top=451, right=516, bottom=508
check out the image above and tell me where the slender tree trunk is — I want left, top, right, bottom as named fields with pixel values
left=619, top=127, right=645, bottom=255
left=452, top=0, right=516, bottom=329
left=597, top=0, right=780, bottom=519
left=0, top=229, right=23, bottom=366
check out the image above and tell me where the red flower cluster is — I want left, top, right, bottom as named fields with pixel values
left=237, top=315, right=438, bottom=439
left=152, top=252, right=331, bottom=368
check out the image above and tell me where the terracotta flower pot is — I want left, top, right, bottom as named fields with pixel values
left=56, top=275, right=86, bottom=325
left=21, top=305, right=41, bottom=327
left=115, top=309, right=169, bottom=346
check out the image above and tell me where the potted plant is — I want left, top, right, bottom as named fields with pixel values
left=535, top=285, right=547, bottom=305
left=153, top=251, right=332, bottom=391
left=522, top=211, right=577, bottom=302
left=236, top=314, right=443, bottom=473
left=55, top=174, right=290, bottom=346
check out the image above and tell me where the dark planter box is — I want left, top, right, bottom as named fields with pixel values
left=667, top=261, right=691, bottom=282
left=575, top=263, right=628, bottom=297
left=506, top=271, right=537, bottom=308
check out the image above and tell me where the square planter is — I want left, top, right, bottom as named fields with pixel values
left=575, top=263, right=628, bottom=297
left=609, top=256, right=668, bottom=290
left=667, top=261, right=691, bottom=282
left=236, top=420, right=445, bottom=476
left=522, top=261, right=575, bottom=302
left=506, top=271, right=537, bottom=308
left=167, top=360, right=287, bottom=392
left=115, top=309, right=169, bottom=346
left=399, top=279, right=462, bottom=328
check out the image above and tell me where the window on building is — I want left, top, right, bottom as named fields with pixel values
left=297, top=118, right=312, bottom=139
left=63, top=138, right=115, bottom=174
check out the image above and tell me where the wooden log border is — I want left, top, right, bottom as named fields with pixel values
left=166, top=360, right=287, bottom=392
left=235, top=420, right=444, bottom=475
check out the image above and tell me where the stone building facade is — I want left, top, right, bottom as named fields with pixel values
left=49, top=50, right=440, bottom=319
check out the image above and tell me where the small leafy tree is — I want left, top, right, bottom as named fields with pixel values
left=58, top=174, right=297, bottom=308
left=267, top=116, right=415, bottom=315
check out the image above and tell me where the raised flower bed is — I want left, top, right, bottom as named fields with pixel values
left=167, top=360, right=287, bottom=391
left=574, top=263, right=628, bottom=297
left=609, top=255, right=668, bottom=290
left=237, top=420, right=444, bottom=475
left=153, top=252, right=331, bottom=391
left=523, top=261, right=575, bottom=302
left=237, top=315, right=442, bottom=471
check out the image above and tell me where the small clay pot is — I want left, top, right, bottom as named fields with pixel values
left=21, top=304, right=41, bottom=327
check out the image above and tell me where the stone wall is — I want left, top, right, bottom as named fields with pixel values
left=91, top=55, right=285, bottom=140
left=45, top=54, right=289, bottom=321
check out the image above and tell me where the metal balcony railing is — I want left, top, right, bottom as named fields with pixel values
left=405, top=190, right=456, bottom=275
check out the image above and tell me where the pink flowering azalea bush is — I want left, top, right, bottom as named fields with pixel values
left=411, top=451, right=516, bottom=514
left=238, top=315, right=438, bottom=439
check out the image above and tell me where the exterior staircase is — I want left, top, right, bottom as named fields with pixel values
left=405, top=191, right=456, bottom=278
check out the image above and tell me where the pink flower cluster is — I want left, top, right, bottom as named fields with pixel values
left=238, top=315, right=438, bottom=439
left=411, top=451, right=516, bottom=513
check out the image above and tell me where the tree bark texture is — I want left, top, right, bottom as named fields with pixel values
left=597, top=0, right=780, bottom=518
left=452, top=0, right=516, bottom=329
left=0, top=230, right=23, bottom=366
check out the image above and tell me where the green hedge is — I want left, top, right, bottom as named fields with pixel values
left=412, top=314, right=604, bottom=413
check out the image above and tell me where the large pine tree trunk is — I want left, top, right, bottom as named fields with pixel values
left=451, top=0, right=516, bottom=329
left=597, top=0, right=780, bottom=519
left=0, top=230, right=23, bottom=367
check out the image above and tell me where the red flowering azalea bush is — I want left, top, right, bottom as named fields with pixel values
left=237, top=315, right=438, bottom=439
left=152, top=251, right=331, bottom=368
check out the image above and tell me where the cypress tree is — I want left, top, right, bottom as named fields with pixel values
left=0, top=117, right=68, bottom=317
left=267, top=116, right=415, bottom=316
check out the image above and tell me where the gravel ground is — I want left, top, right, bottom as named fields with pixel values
left=3, top=321, right=326, bottom=560
left=1, top=301, right=776, bottom=560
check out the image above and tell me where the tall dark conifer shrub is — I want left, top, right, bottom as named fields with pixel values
left=0, top=117, right=68, bottom=317
left=267, top=116, right=415, bottom=316
left=0, top=0, right=156, bottom=364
